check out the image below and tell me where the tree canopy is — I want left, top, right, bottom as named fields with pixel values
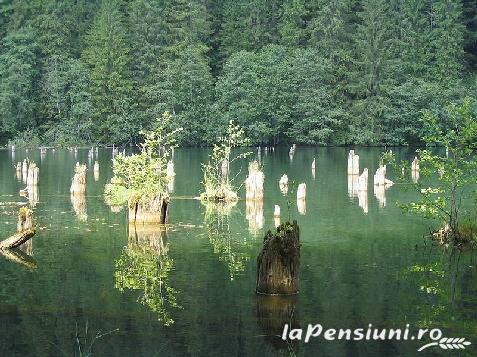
left=0, top=0, right=476, bottom=146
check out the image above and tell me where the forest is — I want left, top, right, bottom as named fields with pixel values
left=0, top=0, right=476, bottom=146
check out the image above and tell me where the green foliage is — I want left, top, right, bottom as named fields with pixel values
left=0, top=0, right=475, bottom=146
left=105, top=112, right=182, bottom=206
left=82, top=0, right=133, bottom=143
left=115, top=244, right=180, bottom=326
left=203, top=203, right=252, bottom=280
left=387, top=98, right=477, bottom=246
left=201, top=120, right=251, bottom=201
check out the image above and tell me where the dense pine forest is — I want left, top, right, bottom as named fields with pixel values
left=0, top=0, right=476, bottom=146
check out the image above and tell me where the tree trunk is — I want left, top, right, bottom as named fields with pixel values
left=0, top=229, right=36, bottom=249
left=256, top=221, right=300, bottom=295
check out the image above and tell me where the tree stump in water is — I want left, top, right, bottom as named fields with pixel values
left=128, top=193, right=169, bottom=224
left=0, top=207, right=35, bottom=250
left=70, top=163, right=87, bottom=195
left=256, top=221, right=300, bottom=295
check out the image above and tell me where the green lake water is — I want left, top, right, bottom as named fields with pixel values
left=0, top=147, right=476, bottom=356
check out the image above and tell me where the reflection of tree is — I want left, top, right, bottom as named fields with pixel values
left=204, top=202, right=251, bottom=280
left=114, top=227, right=180, bottom=326
left=401, top=248, right=462, bottom=328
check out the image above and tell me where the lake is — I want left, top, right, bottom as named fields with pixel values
left=0, top=147, right=476, bottom=356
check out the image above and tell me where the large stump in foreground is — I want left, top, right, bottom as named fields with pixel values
left=256, top=221, right=300, bottom=295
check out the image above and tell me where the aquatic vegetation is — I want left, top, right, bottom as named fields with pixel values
left=104, top=112, right=182, bottom=221
left=200, top=120, right=251, bottom=202
left=385, top=99, right=477, bottom=247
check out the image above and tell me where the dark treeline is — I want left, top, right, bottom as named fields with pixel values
left=0, top=0, right=476, bottom=146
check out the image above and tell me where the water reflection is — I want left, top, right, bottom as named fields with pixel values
left=71, top=193, right=87, bottom=221
left=374, top=184, right=386, bottom=208
left=246, top=198, right=264, bottom=234
left=204, top=202, right=252, bottom=279
left=115, top=225, right=180, bottom=326
left=256, top=295, right=299, bottom=352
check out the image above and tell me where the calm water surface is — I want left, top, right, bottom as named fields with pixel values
left=0, top=147, right=476, bottom=356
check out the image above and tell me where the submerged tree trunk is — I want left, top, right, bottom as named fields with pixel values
left=128, top=193, right=169, bottom=224
left=256, top=221, right=300, bottom=295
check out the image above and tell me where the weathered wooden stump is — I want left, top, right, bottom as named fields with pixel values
left=128, top=193, right=169, bottom=224
left=256, top=221, right=300, bottom=295
left=245, top=161, right=264, bottom=200
left=348, top=150, right=360, bottom=175
left=70, top=163, right=87, bottom=195
left=279, top=174, right=288, bottom=194
left=0, top=207, right=35, bottom=250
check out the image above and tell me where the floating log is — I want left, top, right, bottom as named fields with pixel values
left=0, top=207, right=35, bottom=249
left=245, top=161, right=264, bottom=200
left=256, top=221, right=300, bottom=295
left=0, top=229, right=36, bottom=249
left=347, top=150, right=360, bottom=175
left=70, top=163, right=87, bottom=195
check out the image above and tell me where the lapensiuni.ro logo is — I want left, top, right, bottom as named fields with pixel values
left=282, top=324, right=471, bottom=352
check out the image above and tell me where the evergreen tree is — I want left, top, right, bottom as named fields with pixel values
left=0, top=28, right=39, bottom=142
left=82, top=0, right=133, bottom=143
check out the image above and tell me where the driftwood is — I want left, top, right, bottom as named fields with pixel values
left=256, top=221, right=300, bottom=295
left=0, top=228, right=36, bottom=249
left=0, top=207, right=36, bottom=250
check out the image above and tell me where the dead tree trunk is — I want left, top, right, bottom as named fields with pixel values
left=256, top=221, right=300, bottom=295
left=0, top=207, right=35, bottom=249
left=128, top=194, right=169, bottom=224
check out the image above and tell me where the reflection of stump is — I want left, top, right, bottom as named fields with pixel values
left=128, top=224, right=168, bottom=256
left=128, top=194, right=169, bottom=224
left=71, top=194, right=87, bottom=221
left=93, top=161, right=99, bottom=181
left=246, top=198, right=264, bottom=234
left=256, top=221, right=300, bottom=295
left=256, top=295, right=299, bottom=352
